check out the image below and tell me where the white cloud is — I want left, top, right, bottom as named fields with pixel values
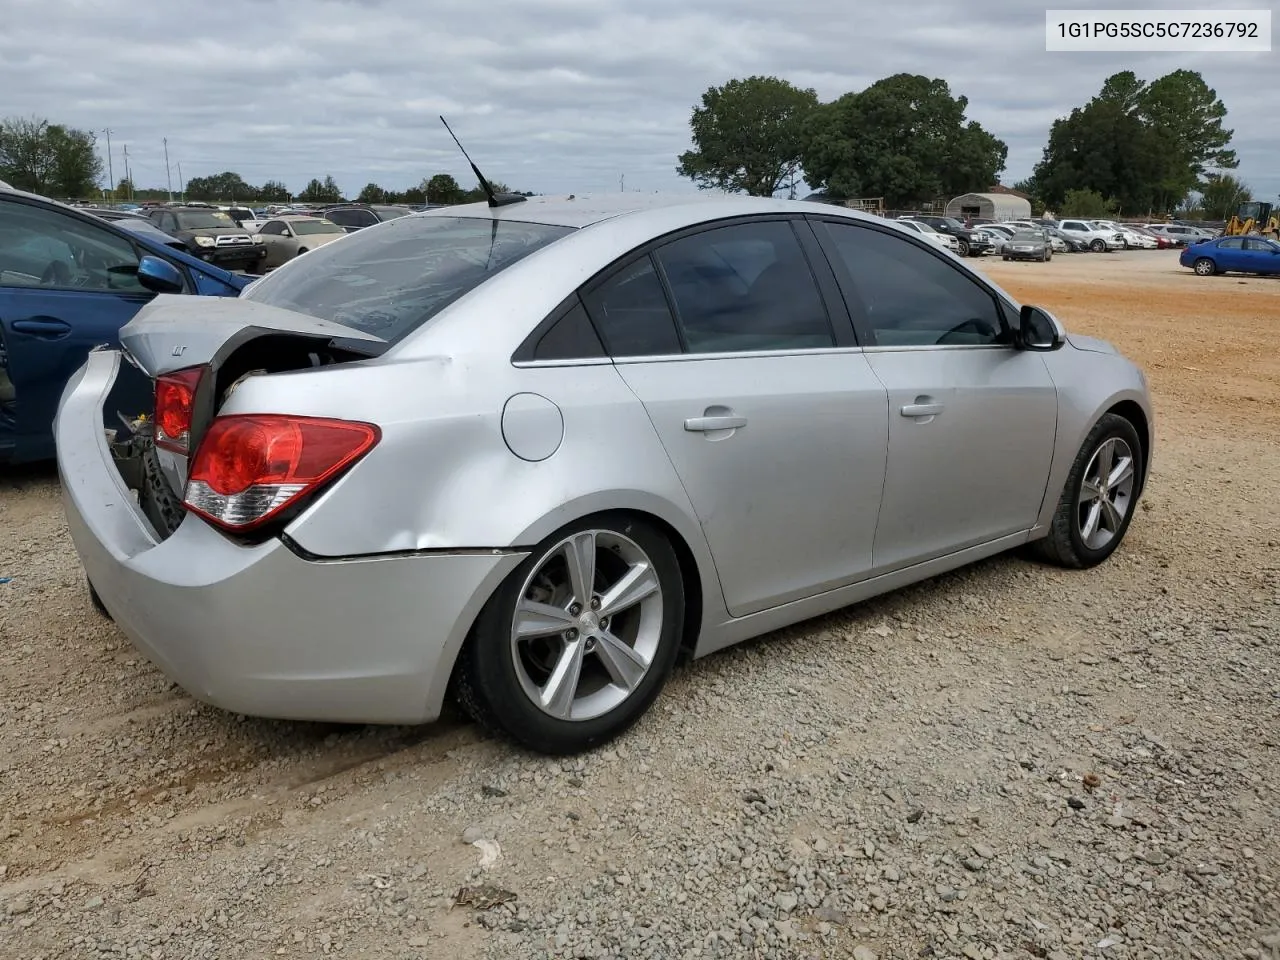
left=1, top=0, right=1274, bottom=201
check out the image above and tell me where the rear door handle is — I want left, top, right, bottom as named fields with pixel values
left=11, top=318, right=72, bottom=338
left=685, top=416, right=747, bottom=432
left=900, top=402, right=944, bottom=418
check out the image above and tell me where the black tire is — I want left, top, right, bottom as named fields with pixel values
left=957, top=239, right=970, bottom=257
left=1193, top=257, right=1216, bottom=276
left=1039, top=250, right=1047, bottom=262
left=1089, top=239, right=1106, bottom=252
left=89, top=581, right=112, bottom=619
left=455, top=513, right=685, bottom=754
left=1031, top=413, right=1143, bottom=569
left=1002, top=254, right=1009, bottom=261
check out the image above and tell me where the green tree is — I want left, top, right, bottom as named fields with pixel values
left=677, top=76, right=819, bottom=196
left=184, top=171, right=257, bottom=202
left=115, top=176, right=135, bottom=200
left=259, top=180, right=291, bottom=202
left=1199, top=173, right=1251, bottom=220
left=297, top=175, right=343, bottom=203
left=400, top=184, right=427, bottom=204
left=1060, top=188, right=1116, bottom=218
left=0, top=116, right=103, bottom=197
left=1033, top=70, right=1235, bottom=216
left=801, top=74, right=1006, bottom=206
left=425, top=173, right=464, bottom=204
left=356, top=182, right=388, bottom=203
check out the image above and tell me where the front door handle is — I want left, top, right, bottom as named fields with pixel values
left=12, top=318, right=72, bottom=338
left=900, top=401, right=944, bottom=418
left=685, top=415, right=747, bottom=432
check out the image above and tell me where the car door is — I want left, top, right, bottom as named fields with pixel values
left=256, top=220, right=291, bottom=267
left=581, top=217, right=890, bottom=618
left=811, top=217, right=1058, bottom=573
left=1214, top=238, right=1247, bottom=271
left=1245, top=237, right=1280, bottom=274
left=0, top=198, right=154, bottom=461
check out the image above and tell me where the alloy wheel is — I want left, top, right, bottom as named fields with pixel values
left=510, top=529, right=664, bottom=722
left=1077, top=437, right=1136, bottom=551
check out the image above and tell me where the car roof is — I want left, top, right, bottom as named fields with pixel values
left=275, top=214, right=331, bottom=220
left=413, top=192, right=886, bottom=231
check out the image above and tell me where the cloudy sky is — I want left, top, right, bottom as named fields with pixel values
left=2, top=0, right=1275, bottom=202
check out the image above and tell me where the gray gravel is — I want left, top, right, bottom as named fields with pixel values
left=2, top=259, right=1279, bottom=959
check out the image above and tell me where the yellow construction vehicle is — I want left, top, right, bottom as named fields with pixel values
left=1224, top=201, right=1279, bottom=238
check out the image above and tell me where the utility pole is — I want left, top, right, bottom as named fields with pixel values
left=177, top=162, right=184, bottom=202
left=123, top=144, right=133, bottom=201
left=620, top=173, right=625, bottom=193
left=102, top=128, right=114, bottom=202
left=163, top=138, right=173, bottom=202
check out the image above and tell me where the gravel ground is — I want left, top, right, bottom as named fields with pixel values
left=1, top=251, right=1278, bottom=960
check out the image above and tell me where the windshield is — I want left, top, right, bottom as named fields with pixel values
left=912, top=221, right=937, bottom=233
left=290, top=219, right=346, bottom=236
left=939, top=218, right=965, bottom=229
left=243, top=215, right=575, bottom=343
left=984, top=225, right=1014, bottom=237
left=176, top=211, right=237, bottom=229
left=372, top=205, right=414, bottom=220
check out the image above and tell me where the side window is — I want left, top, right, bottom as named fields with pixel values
left=0, top=202, right=143, bottom=292
left=1245, top=238, right=1276, bottom=251
left=582, top=256, right=682, bottom=358
left=259, top=221, right=286, bottom=236
left=530, top=300, right=606, bottom=361
left=326, top=211, right=353, bottom=228
left=818, top=221, right=1005, bottom=347
left=1061, top=221, right=1081, bottom=231
left=357, top=211, right=379, bottom=227
left=1218, top=238, right=1244, bottom=250
left=653, top=220, right=833, bottom=354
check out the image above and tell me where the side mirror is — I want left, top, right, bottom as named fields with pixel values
left=136, top=255, right=184, bottom=294
left=1018, top=304, right=1065, bottom=352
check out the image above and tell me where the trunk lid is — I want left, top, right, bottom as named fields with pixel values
left=119, top=294, right=385, bottom=377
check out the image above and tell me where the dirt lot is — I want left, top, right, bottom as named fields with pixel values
left=1, top=250, right=1278, bottom=960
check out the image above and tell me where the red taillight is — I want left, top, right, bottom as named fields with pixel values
left=154, top=367, right=205, bottom=453
left=184, top=415, right=379, bottom=532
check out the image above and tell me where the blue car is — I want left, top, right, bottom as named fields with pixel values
left=1, top=187, right=250, bottom=464
left=1180, top=235, right=1280, bottom=277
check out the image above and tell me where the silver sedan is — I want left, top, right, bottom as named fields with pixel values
left=254, top=215, right=348, bottom=269
left=56, top=195, right=1153, bottom=754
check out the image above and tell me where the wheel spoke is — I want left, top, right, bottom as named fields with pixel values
left=1100, top=497, right=1124, bottom=533
left=593, top=629, right=650, bottom=691
left=597, top=562, right=660, bottom=618
left=1079, top=479, right=1102, bottom=505
left=513, top=599, right=576, bottom=639
left=1107, top=456, right=1134, bottom=489
left=1081, top=501, right=1102, bottom=542
left=564, top=532, right=597, bottom=607
left=540, top=639, right=586, bottom=719
left=1094, top=439, right=1115, bottom=482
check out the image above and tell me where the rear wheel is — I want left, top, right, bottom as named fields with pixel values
left=1032, top=414, right=1142, bottom=569
left=1193, top=257, right=1217, bottom=276
left=455, top=514, right=684, bottom=754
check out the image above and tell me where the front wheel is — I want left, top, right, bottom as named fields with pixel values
left=1032, top=414, right=1143, bottom=569
left=1089, top=239, right=1106, bottom=252
left=455, top=514, right=685, bottom=754
left=1193, top=257, right=1216, bottom=276
left=957, top=239, right=970, bottom=257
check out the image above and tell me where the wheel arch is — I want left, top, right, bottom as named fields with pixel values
left=1104, top=399, right=1151, bottom=496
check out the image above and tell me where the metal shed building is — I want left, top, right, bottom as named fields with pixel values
left=945, top=192, right=1032, bottom=221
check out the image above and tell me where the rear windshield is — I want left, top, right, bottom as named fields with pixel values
left=242, top=215, right=575, bottom=342
left=372, top=205, right=414, bottom=220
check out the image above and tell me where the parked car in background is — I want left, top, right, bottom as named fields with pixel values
left=1046, top=227, right=1090, bottom=252
left=897, top=215, right=992, bottom=257
left=895, top=218, right=959, bottom=252
left=1057, top=219, right=1125, bottom=252
left=1002, top=229, right=1052, bottom=261
left=0, top=186, right=249, bottom=464
left=254, top=215, right=348, bottom=269
left=147, top=206, right=266, bottom=272
left=111, top=217, right=191, bottom=252
left=980, top=224, right=1014, bottom=253
left=55, top=193, right=1152, bottom=754
left=1126, top=225, right=1174, bottom=249
left=1180, top=235, right=1280, bottom=276
left=226, top=206, right=269, bottom=233
left=1094, top=221, right=1157, bottom=249
left=323, top=203, right=416, bottom=233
